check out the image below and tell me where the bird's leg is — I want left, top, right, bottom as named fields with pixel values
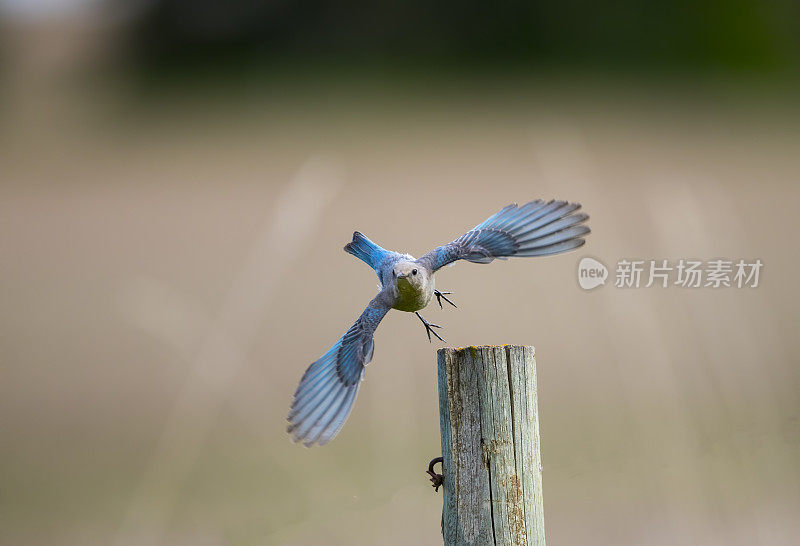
left=415, top=312, right=445, bottom=343
left=427, top=456, right=444, bottom=492
left=434, top=289, right=457, bottom=309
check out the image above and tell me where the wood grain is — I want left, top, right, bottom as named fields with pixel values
left=437, top=346, right=544, bottom=545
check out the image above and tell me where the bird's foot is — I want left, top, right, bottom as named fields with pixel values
left=427, top=457, right=444, bottom=492
left=434, top=289, right=457, bottom=309
left=415, top=312, right=445, bottom=343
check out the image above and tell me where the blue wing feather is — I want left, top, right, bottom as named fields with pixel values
left=418, top=200, right=590, bottom=271
left=287, top=297, right=390, bottom=447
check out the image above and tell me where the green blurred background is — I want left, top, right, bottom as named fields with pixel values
left=1, top=1, right=799, bottom=544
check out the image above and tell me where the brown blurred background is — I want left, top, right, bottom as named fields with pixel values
left=1, top=1, right=799, bottom=544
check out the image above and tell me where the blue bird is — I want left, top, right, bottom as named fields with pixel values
left=287, top=200, right=589, bottom=446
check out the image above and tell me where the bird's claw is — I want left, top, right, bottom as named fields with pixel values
left=434, top=290, right=457, bottom=309
left=415, top=312, right=445, bottom=343
left=427, top=457, right=444, bottom=492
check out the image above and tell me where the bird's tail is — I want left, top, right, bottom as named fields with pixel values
left=344, top=231, right=388, bottom=270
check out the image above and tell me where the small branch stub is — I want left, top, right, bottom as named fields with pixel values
left=437, top=346, right=545, bottom=545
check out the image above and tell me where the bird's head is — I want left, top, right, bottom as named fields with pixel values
left=393, top=261, right=423, bottom=288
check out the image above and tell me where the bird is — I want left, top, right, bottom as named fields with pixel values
left=287, top=199, right=589, bottom=446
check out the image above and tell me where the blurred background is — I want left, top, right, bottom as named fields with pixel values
left=1, top=0, right=799, bottom=544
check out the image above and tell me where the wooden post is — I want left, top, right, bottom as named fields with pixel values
left=437, top=346, right=545, bottom=545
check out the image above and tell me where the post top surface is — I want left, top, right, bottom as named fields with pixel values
left=437, top=345, right=535, bottom=356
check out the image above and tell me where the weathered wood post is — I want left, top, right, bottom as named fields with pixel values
left=437, top=345, right=545, bottom=545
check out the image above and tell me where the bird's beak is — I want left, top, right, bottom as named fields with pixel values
left=396, top=272, right=409, bottom=279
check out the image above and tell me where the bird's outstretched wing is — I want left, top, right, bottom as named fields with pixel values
left=287, top=294, right=390, bottom=446
left=417, top=200, right=589, bottom=272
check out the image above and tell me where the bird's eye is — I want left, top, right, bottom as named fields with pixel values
left=412, top=269, right=418, bottom=275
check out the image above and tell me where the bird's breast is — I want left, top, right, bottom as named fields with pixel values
left=392, top=277, right=433, bottom=312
